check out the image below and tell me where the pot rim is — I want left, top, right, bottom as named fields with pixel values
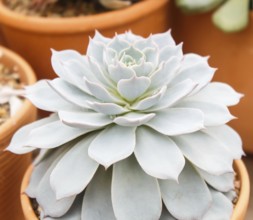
left=0, top=46, right=36, bottom=146
left=21, top=160, right=250, bottom=220
left=0, top=0, right=169, bottom=34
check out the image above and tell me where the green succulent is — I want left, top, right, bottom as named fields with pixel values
left=175, top=0, right=252, bottom=33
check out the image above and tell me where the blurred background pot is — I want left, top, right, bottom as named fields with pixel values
left=0, top=0, right=171, bottom=80
left=0, top=46, right=37, bottom=220
left=171, top=3, right=253, bottom=154
left=20, top=160, right=249, bottom=220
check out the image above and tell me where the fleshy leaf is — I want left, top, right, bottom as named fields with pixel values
left=135, top=126, right=185, bottom=180
left=88, top=102, right=129, bottom=115
left=50, top=134, right=99, bottom=199
left=117, top=76, right=151, bottom=101
left=112, top=155, right=162, bottom=220
left=203, top=188, right=233, bottom=220
left=59, top=111, right=112, bottom=129
left=26, top=80, right=77, bottom=112
left=146, top=108, right=204, bottom=136
left=7, top=114, right=58, bottom=154
left=186, top=82, right=243, bottom=106
left=151, top=30, right=176, bottom=48
left=108, top=62, right=135, bottom=83
left=173, top=131, right=234, bottom=175
left=172, top=55, right=216, bottom=93
left=114, top=112, right=155, bottom=127
left=160, top=161, right=212, bottom=220
left=148, top=79, right=197, bottom=111
left=159, top=43, right=183, bottom=63
left=26, top=146, right=68, bottom=198
left=82, top=167, right=116, bottom=220
left=175, top=100, right=235, bottom=126
left=26, top=120, right=92, bottom=149
left=150, top=57, right=180, bottom=89
left=36, top=151, right=76, bottom=217
left=48, top=78, right=94, bottom=108
left=131, top=86, right=166, bottom=111
left=203, top=125, right=244, bottom=159
left=88, top=125, right=136, bottom=168
left=197, top=168, right=234, bottom=192
left=44, top=194, right=83, bottom=220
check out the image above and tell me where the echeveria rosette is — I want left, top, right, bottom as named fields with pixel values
left=7, top=31, right=244, bottom=220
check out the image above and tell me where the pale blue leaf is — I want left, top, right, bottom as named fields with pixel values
left=112, top=155, right=162, bottom=220
left=88, top=125, right=136, bottom=168
left=135, top=126, right=185, bottom=180
left=114, top=112, right=155, bottom=126
left=146, top=108, right=204, bottom=135
left=82, top=167, right=116, bottom=220
left=160, top=161, right=211, bottom=220
left=173, top=131, right=234, bottom=175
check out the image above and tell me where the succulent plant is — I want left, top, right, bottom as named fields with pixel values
left=175, top=0, right=252, bottom=33
left=7, top=31, right=244, bottom=219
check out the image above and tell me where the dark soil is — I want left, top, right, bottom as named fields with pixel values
left=4, top=0, right=118, bottom=17
left=0, top=59, right=23, bottom=125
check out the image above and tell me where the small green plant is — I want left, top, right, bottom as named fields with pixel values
left=176, top=0, right=253, bottom=33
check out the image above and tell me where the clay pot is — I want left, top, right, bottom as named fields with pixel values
left=171, top=4, right=253, bottom=154
left=21, top=160, right=249, bottom=220
left=0, top=46, right=37, bottom=220
left=0, top=0, right=171, bottom=80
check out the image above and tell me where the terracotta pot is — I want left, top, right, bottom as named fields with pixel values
left=171, top=4, right=253, bottom=154
left=0, top=46, right=37, bottom=220
left=0, top=0, right=171, bottom=80
left=0, top=26, right=6, bottom=45
left=21, top=160, right=249, bottom=220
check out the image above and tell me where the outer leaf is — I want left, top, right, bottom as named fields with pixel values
left=26, top=146, right=68, bottom=198
left=197, top=168, right=234, bottom=192
left=172, top=57, right=216, bottom=94
left=159, top=206, right=176, bottom=220
left=203, top=125, right=244, bottom=159
left=82, top=167, right=116, bottom=220
left=6, top=114, right=58, bottom=154
left=88, top=125, right=136, bottom=168
left=135, top=126, right=185, bottom=180
left=26, top=120, right=92, bottom=149
left=175, top=100, right=235, bottom=126
left=203, top=188, right=233, bottom=220
left=173, top=131, right=234, bottom=175
left=112, top=155, right=162, bottom=220
left=50, top=134, right=99, bottom=199
left=36, top=150, right=76, bottom=217
left=146, top=108, right=204, bottom=136
left=186, top=82, right=243, bottom=106
left=160, top=161, right=212, bottom=220
left=26, top=80, right=77, bottom=112
left=48, top=78, right=95, bottom=108
left=44, top=194, right=83, bottom=220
